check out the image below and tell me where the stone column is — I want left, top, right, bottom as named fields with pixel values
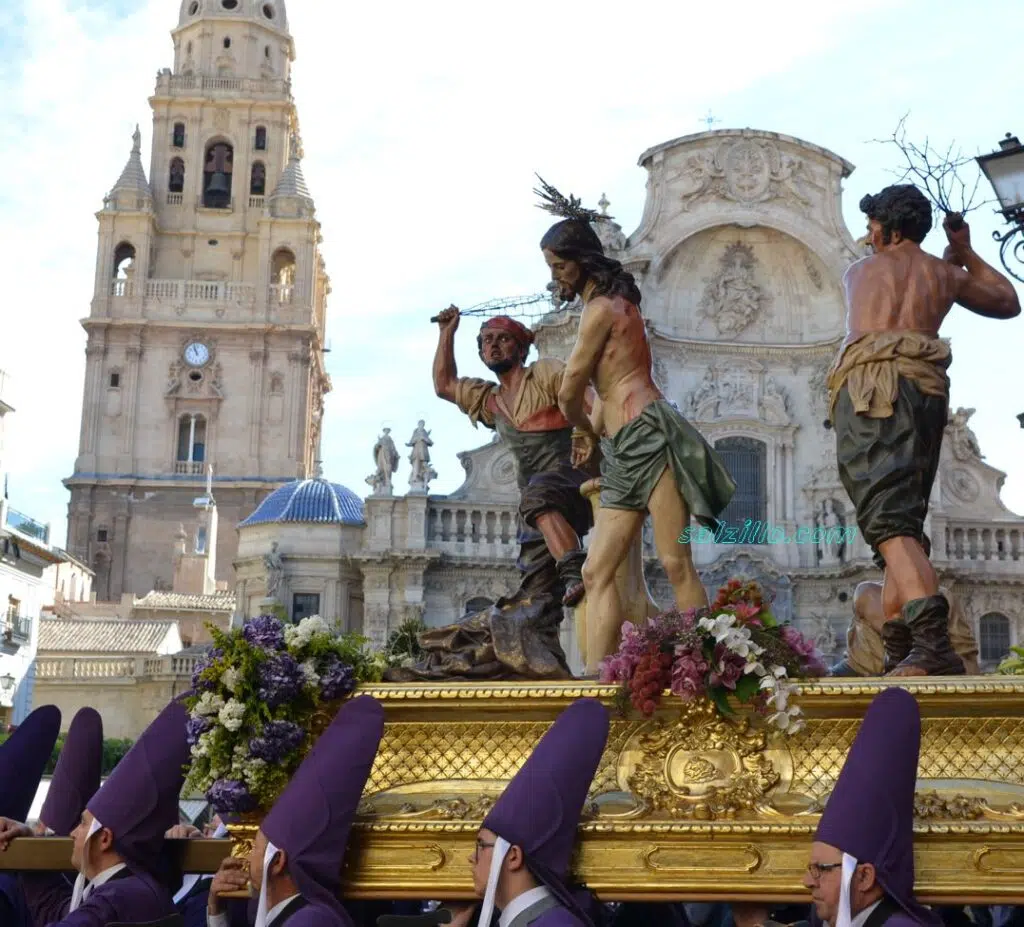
left=361, top=564, right=392, bottom=650
left=80, top=343, right=107, bottom=465
left=574, top=479, right=659, bottom=674
left=122, top=342, right=143, bottom=463
left=783, top=441, right=795, bottom=522
left=249, top=346, right=266, bottom=461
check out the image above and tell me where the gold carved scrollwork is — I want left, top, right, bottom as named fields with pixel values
left=622, top=699, right=781, bottom=821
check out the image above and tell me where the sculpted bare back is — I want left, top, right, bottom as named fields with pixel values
left=588, top=295, right=663, bottom=435
left=842, top=246, right=960, bottom=349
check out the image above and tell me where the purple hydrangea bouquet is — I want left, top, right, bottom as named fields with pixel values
left=599, top=579, right=827, bottom=733
left=183, top=614, right=383, bottom=813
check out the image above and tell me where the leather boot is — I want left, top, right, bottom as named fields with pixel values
left=556, top=550, right=587, bottom=607
left=889, top=594, right=966, bottom=676
left=881, top=620, right=912, bottom=674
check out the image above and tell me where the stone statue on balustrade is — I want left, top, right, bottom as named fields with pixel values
left=366, top=427, right=400, bottom=496
left=826, top=185, right=1019, bottom=676
left=263, top=541, right=284, bottom=601
left=407, top=420, right=438, bottom=494
left=383, top=303, right=598, bottom=682
left=536, top=178, right=736, bottom=670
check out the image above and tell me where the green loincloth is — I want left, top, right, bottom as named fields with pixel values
left=599, top=399, right=736, bottom=530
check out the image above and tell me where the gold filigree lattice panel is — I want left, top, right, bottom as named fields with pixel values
left=366, top=720, right=634, bottom=798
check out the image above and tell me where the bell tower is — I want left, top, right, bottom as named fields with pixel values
left=65, top=0, right=331, bottom=600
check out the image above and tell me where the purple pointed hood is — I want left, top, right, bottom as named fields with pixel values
left=483, top=698, right=609, bottom=877
left=815, top=687, right=938, bottom=927
left=0, top=704, right=61, bottom=822
left=87, top=700, right=190, bottom=870
left=40, top=707, right=103, bottom=836
left=261, top=695, right=385, bottom=917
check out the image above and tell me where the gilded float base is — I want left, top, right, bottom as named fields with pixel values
left=337, top=677, right=1024, bottom=903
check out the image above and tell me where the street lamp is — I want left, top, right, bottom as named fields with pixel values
left=977, top=133, right=1024, bottom=283
left=0, top=673, right=14, bottom=696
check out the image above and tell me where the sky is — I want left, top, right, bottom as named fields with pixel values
left=2, top=0, right=1024, bottom=544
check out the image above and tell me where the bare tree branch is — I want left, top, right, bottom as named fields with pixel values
left=869, top=113, right=994, bottom=219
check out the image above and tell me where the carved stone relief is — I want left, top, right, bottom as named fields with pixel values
left=945, top=468, right=981, bottom=505
left=685, top=367, right=788, bottom=425
left=674, top=138, right=820, bottom=212
left=697, top=242, right=769, bottom=337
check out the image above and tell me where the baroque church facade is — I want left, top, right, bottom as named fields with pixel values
left=64, top=0, right=329, bottom=602
left=59, top=2, right=1024, bottom=678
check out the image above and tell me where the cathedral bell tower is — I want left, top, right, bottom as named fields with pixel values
left=65, top=0, right=331, bottom=601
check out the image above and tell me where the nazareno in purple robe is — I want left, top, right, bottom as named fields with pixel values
left=476, top=698, right=611, bottom=927
left=21, top=700, right=190, bottom=927
left=256, top=695, right=386, bottom=927
left=0, top=705, right=62, bottom=927
left=815, top=687, right=943, bottom=927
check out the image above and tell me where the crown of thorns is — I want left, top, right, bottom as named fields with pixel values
left=533, top=174, right=611, bottom=224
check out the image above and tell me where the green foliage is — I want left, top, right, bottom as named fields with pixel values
left=997, top=645, right=1024, bottom=675
left=0, top=734, right=135, bottom=777
left=383, top=617, right=427, bottom=668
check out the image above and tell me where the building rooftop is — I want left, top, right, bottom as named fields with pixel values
left=134, top=591, right=236, bottom=612
left=38, top=618, right=177, bottom=654
left=239, top=477, right=365, bottom=527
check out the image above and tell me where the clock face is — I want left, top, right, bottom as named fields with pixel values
left=184, top=342, right=210, bottom=367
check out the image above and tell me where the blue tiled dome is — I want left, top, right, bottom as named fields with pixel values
left=239, top=479, right=365, bottom=527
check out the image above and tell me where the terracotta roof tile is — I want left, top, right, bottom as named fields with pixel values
left=38, top=619, right=176, bottom=654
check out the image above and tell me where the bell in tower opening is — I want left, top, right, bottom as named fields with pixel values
left=203, top=142, right=234, bottom=209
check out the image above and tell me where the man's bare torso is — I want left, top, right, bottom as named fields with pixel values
left=841, top=243, right=959, bottom=349
left=588, top=294, right=663, bottom=435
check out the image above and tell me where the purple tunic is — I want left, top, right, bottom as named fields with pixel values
left=283, top=903, right=351, bottom=926
left=20, top=867, right=175, bottom=927
left=0, top=872, right=31, bottom=927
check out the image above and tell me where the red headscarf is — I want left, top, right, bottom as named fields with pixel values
left=480, top=315, right=535, bottom=349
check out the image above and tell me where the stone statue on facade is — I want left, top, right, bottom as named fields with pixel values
left=827, top=186, right=1019, bottom=676
left=817, top=499, right=844, bottom=565
left=948, top=407, right=983, bottom=461
left=263, top=540, right=284, bottom=600
left=760, top=376, right=789, bottom=425
left=366, top=427, right=400, bottom=496
left=407, top=420, right=438, bottom=493
left=689, top=368, right=718, bottom=421
left=536, top=178, right=736, bottom=673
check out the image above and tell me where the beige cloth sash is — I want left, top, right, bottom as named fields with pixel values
left=827, top=332, right=951, bottom=421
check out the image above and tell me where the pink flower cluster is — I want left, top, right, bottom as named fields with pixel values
left=598, top=579, right=826, bottom=721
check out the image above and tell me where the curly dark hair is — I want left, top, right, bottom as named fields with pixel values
left=540, top=219, right=642, bottom=306
left=859, top=184, right=933, bottom=245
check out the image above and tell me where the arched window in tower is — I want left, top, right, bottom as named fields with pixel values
left=202, top=142, right=233, bottom=209
left=169, top=158, right=186, bottom=194
left=271, top=248, right=297, bottom=303
left=250, top=162, right=266, bottom=196
left=112, top=242, right=136, bottom=279
left=195, top=526, right=208, bottom=555
left=172, top=122, right=186, bottom=148
left=254, top=126, right=267, bottom=151
left=713, top=436, right=768, bottom=537
left=176, top=413, right=207, bottom=468
left=980, top=613, right=1011, bottom=664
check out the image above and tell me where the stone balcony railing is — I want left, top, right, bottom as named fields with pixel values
left=35, top=655, right=199, bottom=681
left=425, top=501, right=519, bottom=560
left=109, top=279, right=298, bottom=308
left=155, top=72, right=291, bottom=98
left=938, top=520, right=1024, bottom=565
